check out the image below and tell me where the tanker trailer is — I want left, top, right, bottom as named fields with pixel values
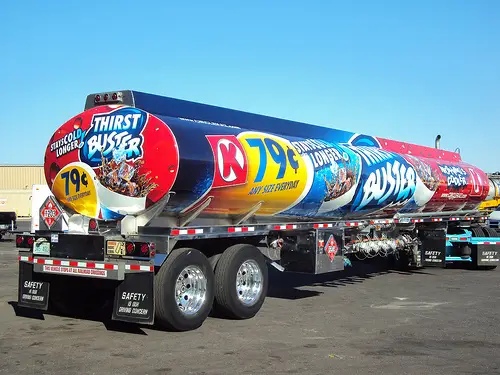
left=15, top=90, right=500, bottom=332
left=479, top=173, right=500, bottom=229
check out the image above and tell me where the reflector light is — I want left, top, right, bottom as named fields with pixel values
left=140, top=243, right=149, bottom=254
left=126, top=242, right=134, bottom=254
left=89, top=219, right=97, bottom=231
left=27, top=237, right=34, bottom=246
left=149, top=242, right=156, bottom=257
left=16, top=236, right=23, bottom=245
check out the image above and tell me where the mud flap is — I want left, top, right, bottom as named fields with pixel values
left=418, top=228, right=446, bottom=267
left=475, top=245, right=500, bottom=266
left=18, top=260, right=49, bottom=310
left=112, top=272, right=155, bottom=325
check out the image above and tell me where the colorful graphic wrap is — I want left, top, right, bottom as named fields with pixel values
left=44, top=106, right=490, bottom=221
left=80, top=107, right=147, bottom=167
left=44, top=106, right=179, bottom=220
left=343, top=145, right=417, bottom=216
left=280, top=139, right=360, bottom=217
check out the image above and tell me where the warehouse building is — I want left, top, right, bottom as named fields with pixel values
left=0, top=165, right=46, bottom=217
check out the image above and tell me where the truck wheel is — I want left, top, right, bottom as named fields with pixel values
left=214, top=243, right=268, bottom=320
left=469, top=227, right=498, bottom=271
left=154, top=248, right=214, bottom=331
left=470, top=226, right=484, bottom=238
left=208, top=253, right=222, bottom=270
left=482, top=226, right=500, bottom=238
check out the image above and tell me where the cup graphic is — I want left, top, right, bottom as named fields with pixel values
left=94, top=177, right=147, bottom=215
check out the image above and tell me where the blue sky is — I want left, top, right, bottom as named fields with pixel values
left=1, top=0, right=499, bottom=172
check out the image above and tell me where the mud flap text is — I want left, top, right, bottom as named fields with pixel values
left=18, top=261, right=49, bottom=310
left=476, top=245, right=500, bottom=266
left=419, top=228, right=446, bottom=267
left=113, top=272, right=154, bottom=325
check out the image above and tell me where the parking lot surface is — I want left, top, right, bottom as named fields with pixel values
left=1, top=225, right=500, bottom=375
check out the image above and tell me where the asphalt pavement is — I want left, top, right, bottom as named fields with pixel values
left=1, top=227, right=500, bottom=375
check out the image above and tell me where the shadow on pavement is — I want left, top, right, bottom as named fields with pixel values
left=7, top=299, right=149, bottom=335
left=6, top=257, right=437, bottom=335
left=8, top=301, right=45, bottom=320
left=266, top=258, right=434, bottom=300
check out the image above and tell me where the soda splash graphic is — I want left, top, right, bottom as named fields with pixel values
left=96, top=145, right=158, bottom=198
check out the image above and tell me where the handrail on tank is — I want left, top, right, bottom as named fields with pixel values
left=394, top=209, right=480, bottom=219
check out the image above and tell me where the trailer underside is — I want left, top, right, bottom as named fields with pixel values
left=14, top=209, right=500, bottom=331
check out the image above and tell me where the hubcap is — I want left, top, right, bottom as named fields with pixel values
left=175, top=265, right=207, bottom=315
left=236, top=259, right=263, bottom=306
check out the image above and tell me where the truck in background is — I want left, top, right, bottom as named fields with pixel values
left=0, top=211, right=16, bottom=240
left=487, top=207, right=500, bottom=229
left=479, top=173, right=500, bottom=229
left=29, top=184, right=69, bottom=234
left=15, top=90, right=500, bottom=332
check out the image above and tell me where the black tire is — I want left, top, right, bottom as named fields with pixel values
left=470, top=226, right=484, bottom=238
left=483, top=226, right=500, bottom=238
left=208, top=253, right=222, bottom=271
left=154, top=248, right=214, bottom=331
left=214, top=243, right=268, bottom=320
left=469, top=227, right=498, bottom=271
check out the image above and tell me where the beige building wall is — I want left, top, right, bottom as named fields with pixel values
left=0, top=165, right=46, bottom=217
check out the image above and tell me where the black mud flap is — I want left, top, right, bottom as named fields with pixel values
left=18, top=260, right=49, bottom=310
left=475, top=245, right=500, bottom=266
left=418, top=228, right=446, bottom=267
left=112, top=272, right=154, bottom=325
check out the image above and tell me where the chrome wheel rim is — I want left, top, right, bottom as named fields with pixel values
left=175, top=265, right=207, bottom=315
left=236, top=259, right=263, bottom=306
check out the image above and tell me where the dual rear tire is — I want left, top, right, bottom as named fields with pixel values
left=213, top=244, right=268, bottom=319
left=154, top=244, right=268, bottom=331
left=469, top=226, right=498, bottom=271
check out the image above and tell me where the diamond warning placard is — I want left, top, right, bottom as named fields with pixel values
left=325, top=235, right=339, bottom=261
left=40, top=196, right=61, bottom=229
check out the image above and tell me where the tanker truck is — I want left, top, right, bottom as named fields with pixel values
left=15, top=90, right=500, bottom=332
left=479, top=173, right=500, bottom=229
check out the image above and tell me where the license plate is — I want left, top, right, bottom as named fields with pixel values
left=33, top=241, right=51, bottom=256
left=107, top=240, right=126, bottom=256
